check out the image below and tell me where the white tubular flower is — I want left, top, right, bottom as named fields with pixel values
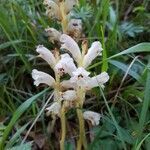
left=61, top=80, right=76, bottom=89
left=64, top=0, right=77, bottom=14
left=32, top=69, right=55, bottom=87
left=83, top=111, right=101, bottom=126
left=43, top=0, right=61, bottom=20
left=87, top=72, right=109, bottom=89
left=45, top=27, right=61, bottom=43
left=36, top=45, right=56, bottom=68
left=83, top=41, right=103, bottom=68
left=55, top=54, right=77, bottom=76
left=70, top=67, right=91, bottom=88
left=67, top=19, right=82, bottom=39
left=46, top=102, right=61, bottom=116
left=60, top=34, right=82, bottom=64
left=61, top=90, right=77, bottom=101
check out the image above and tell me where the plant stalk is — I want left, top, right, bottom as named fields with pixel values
left=76, top=88, right=87, bottom=150
left=60, top=105, right=66, bottom=150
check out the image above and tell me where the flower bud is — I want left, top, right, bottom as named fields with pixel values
left=45, top=27, right=61, bottom=43
left=67, top=19, right=82, bottom=39
left=43, top=0, right=62, bottom=20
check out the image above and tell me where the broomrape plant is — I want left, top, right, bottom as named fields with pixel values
left=31, top=0, right=109, bottom=149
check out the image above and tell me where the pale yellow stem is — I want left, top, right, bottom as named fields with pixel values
left=76, top=88, right=87, bottom=150
left=54, top=66, right=66, bottom=150
left=77, top=108, right=87, bottom=150
left=60, top=105, right=66, bottom=150
left=60, top=1, right=68, bottom=33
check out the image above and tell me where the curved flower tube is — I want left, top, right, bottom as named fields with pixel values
left=43, top=0, right=62, bottom=20
left=60, top=34, right=82, bottom=64
left=64, top=0, right=78, bottom=14
left=83, top=111, right=101, bottom=126
left=32, top=69, right=55, bottom=87
left=45, top=27, right=61, bottom=43
left=55, top=53, right=77, bottom=76
left=60, top=34, right=103, bottom=67
left=36, top=45, right=56, bottom=68
left=86, top=72, right=109, bottom=89
left=83, top=41, right=103, bottom=68
left=60, top=90, right=77, bottom=101
left=46, top=102, right=61, bottom=116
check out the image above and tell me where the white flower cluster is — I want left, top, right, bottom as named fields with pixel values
left=44, top=0, right=82, bottom=42
left=32, top=34, right=109, bottom=126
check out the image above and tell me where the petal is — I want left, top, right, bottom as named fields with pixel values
left=72, top=67, right=90, bottom=77
left=46, top=102, right=61, bottom=116
left=61, top=90, right=77, bottom=101
left=36, top=45, right=56, bottom=68
left=70, top=67, right=91, bottom=88
left=60, top=34, right=82, bottom=64
left=83, top=41, right=103, bottom=68
left=31, top=69, right=55, bottom=87
left=87, top=72, right=109, bottom=89
left=43, top=0, right=61, bottom=20
left=45, top=27, right=61, bottom=43
left=83, top=111, right=101, bottom=126
left=61, top=80, right=76, bottom=89
left=64, top=0, right=77, bottom=13
left=54, top=53, right=77, bottom=76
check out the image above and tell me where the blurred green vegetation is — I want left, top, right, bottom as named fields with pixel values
left=0, top=0, right=150, bottom=149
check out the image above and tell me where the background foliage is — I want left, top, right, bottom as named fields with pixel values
left=0, top=0, right=150, bottom=149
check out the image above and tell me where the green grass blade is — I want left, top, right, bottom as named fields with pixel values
left=136, top=133, right=150, bottom=150
left=109, top=43, right=150, bottom=59
left=134, top=58, right=150, bottom=149
left=6, top=122, right=30, bottom=148
left=0, top=88, right=49, bottom=149
left=0, top=40, right=24, bottom=51
left=88, top=43, right=150, bottom=69
left=101, top=26, right=108, bottom=72
left=99, top=88, right=127, bottom=150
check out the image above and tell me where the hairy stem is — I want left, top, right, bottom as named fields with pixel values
left=60, top=105, right=66, bottom=150
left=60, top=1, right=68, bottom=33
left=77, top=108, right=87, bottom=150
left=76, top=88, right=87, bottom=150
